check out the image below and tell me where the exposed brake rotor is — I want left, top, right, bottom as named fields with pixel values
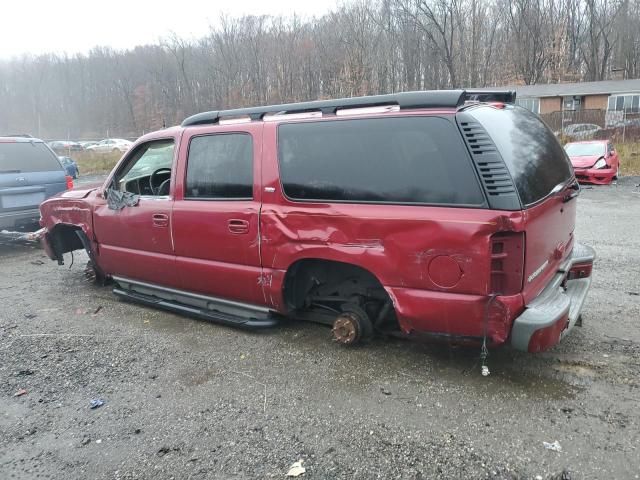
left=332, top=312, right=361, bottom=345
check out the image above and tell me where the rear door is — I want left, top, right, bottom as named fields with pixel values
left=0, top=139, right=66, bottom=218
left=171, top=124, right=264, bottom=306
left=466, top=105, right=576, bottom=302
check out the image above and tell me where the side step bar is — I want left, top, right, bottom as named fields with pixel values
left=112, top=276, right=279, bottom=329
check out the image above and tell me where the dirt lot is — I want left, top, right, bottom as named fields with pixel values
left=1, top=179, right=639, bottom=480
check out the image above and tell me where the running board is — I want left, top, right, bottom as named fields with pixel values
left=112, top=276, right=279, bottom=329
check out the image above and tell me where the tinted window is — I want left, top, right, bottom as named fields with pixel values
left=0, top=142, right=63, bottom=173
left=277, top=117, right=484, bottom=205
left=467, top=105, right=573, bottom=205
left=186, top=134, right=253, bottom=199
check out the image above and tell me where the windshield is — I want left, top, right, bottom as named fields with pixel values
left=564, top=143, right=605, bottom=157
left=0, top=142, right=63, bottom=173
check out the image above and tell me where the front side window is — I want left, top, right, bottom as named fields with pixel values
left=114, top=139, right=174, bottom=196
left=277, top=117, right=484, bottom=206
left=185, top=134, right=253, bottom=199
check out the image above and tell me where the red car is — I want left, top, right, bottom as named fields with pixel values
left=38, top=90, right=595, bottom=353
left=565, top=140, right=620, bottom=184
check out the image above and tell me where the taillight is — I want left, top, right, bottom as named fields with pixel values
left=65, top=175, right=74, bottom=189
left=490, top=232, right=524, bottom=295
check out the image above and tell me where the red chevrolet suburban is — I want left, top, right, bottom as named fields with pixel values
left=39, top=90, right=595, bottom=353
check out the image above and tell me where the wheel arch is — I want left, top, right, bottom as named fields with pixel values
left=280, top=257, right=399, bottom=331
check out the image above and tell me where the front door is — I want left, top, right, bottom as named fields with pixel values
left=171, top=124, right=264, bottom=306
left=93, top=138, right=178, bottom=287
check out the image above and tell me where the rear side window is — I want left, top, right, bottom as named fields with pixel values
left=185, top=134, right=253, bottom=199
left=467, top=106, right=573, bottom=205
left=277, top=117, right=484, bottom=205
left=0, top=142, right=62, bottom=173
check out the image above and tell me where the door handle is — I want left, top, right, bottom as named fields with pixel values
left=152, top=213, right=169, bottom=227
left=228, top=219, right=249, bottom=234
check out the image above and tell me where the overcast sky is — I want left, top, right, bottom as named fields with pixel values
left=0, top=0, right=337, bottom=59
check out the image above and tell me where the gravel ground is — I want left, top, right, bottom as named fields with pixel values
left=1, top=179, right=639, bottom=480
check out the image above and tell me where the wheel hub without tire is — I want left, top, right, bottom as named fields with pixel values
left=332, top=312, right=361, bottom=345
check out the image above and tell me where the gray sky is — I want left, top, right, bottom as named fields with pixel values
left=0, top=0, right=337, bottom=59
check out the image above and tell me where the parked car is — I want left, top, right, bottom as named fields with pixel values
left=564, top=140, right=619, bottom=185
left=559, top=123, right=602, bottom=140
left=1, top=136, right=72, bottom=230
left=48, top=140, right=83, bottom=154
left=38, top=91, right=594, bottom=353
left=86, top=138, right=132, bottom=154
left=58, top=156, right=79, bottom=179
left=79, top=141, right=99, bottom=149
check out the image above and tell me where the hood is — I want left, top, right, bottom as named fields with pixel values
left=569, top=155, right=602, bottom=169
left=58, top=183, right=101, bottom=199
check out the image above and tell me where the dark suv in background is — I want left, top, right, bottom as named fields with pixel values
left=0, top=136, right=71, bottom=230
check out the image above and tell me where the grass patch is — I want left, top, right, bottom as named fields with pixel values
left=68, top=151, right=122, bottom=175
left=616, top=143, right=640, bottom=176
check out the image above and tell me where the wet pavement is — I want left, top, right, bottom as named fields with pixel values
left=1, top=180, right=639, bottom=479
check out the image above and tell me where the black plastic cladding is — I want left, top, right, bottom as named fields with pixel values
left=456, top=111, right=522, bottom=211
left=181, top=90, right=516, bottom=126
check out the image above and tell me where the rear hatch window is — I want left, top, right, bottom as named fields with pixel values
left=0, top=142, right=63, bottom=173
left=465, top=105, right=573, bottom=205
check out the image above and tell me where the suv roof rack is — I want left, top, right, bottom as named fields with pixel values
left=1, top=133, right=34, bottom=138
left=181, top=89, right=516, bottom=127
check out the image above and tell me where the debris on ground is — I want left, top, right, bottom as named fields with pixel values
left=286, top=459, right=306, bottom=477
left=14, top=388, right=28, bottom=397
left=543, top=440, right=563, bottom=452
left=90, top=399, right=105, bottom=409
left=0, top=228, right=45, bottom=244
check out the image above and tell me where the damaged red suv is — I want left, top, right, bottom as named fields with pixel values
left=39, top=90, right=595, bottom=353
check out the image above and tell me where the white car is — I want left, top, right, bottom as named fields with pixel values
left=86, top=138, right=133, bottom=154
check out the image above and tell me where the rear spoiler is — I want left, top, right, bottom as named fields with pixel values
left=463, top=90, right=516, bottom=104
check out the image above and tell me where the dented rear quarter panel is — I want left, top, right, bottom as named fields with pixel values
left=259, top=120, right=526, bottom=339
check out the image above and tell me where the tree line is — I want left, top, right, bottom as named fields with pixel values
left=0, top=0, right=638, bottom=139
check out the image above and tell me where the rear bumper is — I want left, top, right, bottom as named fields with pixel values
left=511, top=242, right=596, bottom=352
left=0, top=208, right=41, bottom=229
left=574, top=168, right=615, bottom=185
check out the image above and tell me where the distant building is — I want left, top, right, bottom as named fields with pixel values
left=475, top=79, right=640, bottom=129
left=503, top=79, right=640, bottom=117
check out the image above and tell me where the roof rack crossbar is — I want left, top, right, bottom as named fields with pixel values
left=181, top=90, right=469, bottom=127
